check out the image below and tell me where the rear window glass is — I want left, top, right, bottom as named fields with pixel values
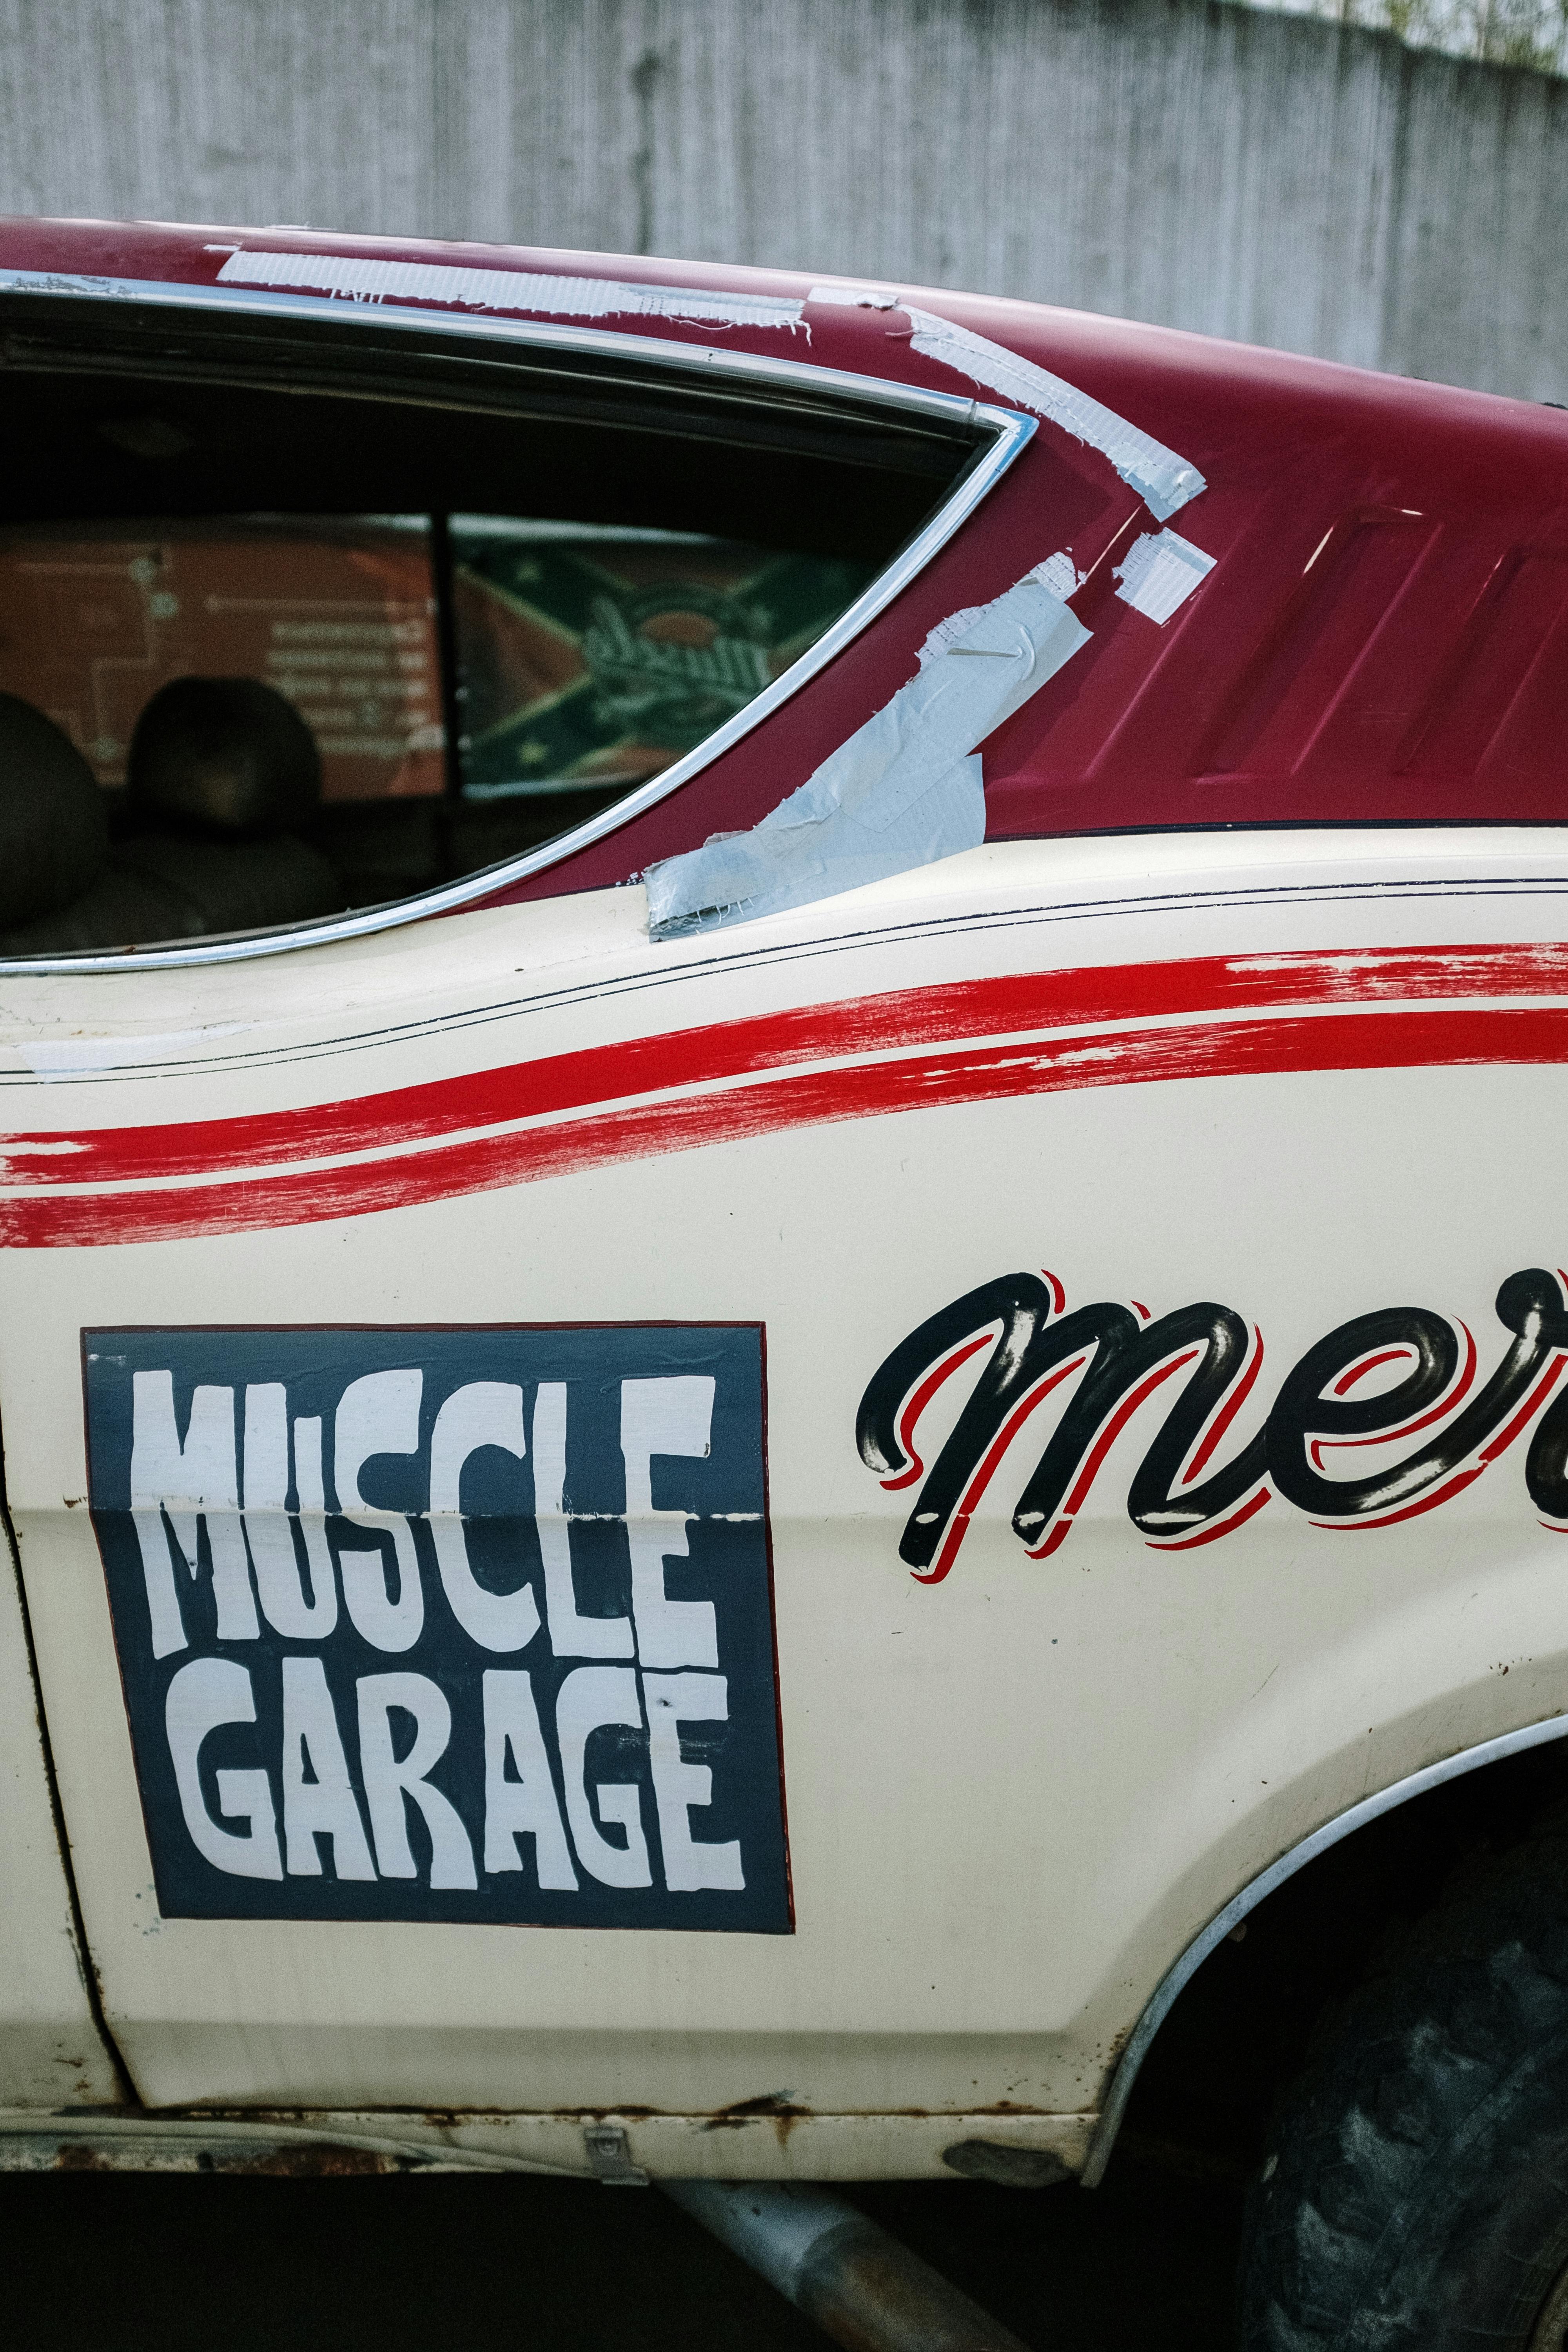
left=0, top=297, right=976, bottom=960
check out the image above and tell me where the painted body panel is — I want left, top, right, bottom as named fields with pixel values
left=7, top=831, right=1568, bottom=2152
left=0, top=1519, right=122, bottom=2106
left=3, top=218, right=1568, bottom=2169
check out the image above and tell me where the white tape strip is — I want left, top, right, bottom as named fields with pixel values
left=901, top=307, right=1204, bottom=521
left=1112, top=528, right=1215, bottom=623
left=808, top=283, right=900, bottom=310
left=644, top=562, right=1091, bottom=938
left=1029, top=550, right=1085, bottom=601
left=915, top=558, right=1079, bottom=667
left=216, top=250, right=806, bottom=332
left=808, top=281, right=1205, bottom=519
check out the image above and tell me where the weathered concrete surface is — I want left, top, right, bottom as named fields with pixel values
left=0, top=0, right=1562, bottom=398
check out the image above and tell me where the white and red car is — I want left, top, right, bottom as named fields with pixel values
left=2, top=216, right=1567, bottom=2348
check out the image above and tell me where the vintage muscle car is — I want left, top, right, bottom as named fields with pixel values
left=2, top=214, right=1567, bottom=2350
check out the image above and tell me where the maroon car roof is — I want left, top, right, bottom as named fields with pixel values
left=4, top=215, right=1566, bottom=898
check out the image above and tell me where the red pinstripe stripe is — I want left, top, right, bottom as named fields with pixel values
left=6, top=942, right=1568, bottom=1191
left=5, top=996, right=1568, bottom=1246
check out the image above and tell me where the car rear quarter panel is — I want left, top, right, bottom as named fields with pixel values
left=3, top=832, right=1567, bottom=2152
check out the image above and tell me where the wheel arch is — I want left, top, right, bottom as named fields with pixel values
left=1082, top=1707, right=1568, bottom=2186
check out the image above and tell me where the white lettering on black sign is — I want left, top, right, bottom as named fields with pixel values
left=84, top=1325, right=790, bottom=1932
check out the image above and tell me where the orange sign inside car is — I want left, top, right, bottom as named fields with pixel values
left=0, top=520, right=444, bottom=802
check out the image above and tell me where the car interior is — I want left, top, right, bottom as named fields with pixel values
left=0, top=294, right=989, bottom=956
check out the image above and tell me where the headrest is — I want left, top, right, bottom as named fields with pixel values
left=0, top=692, right=109, bottom=926
left=128, top=676, right=322, bottom=838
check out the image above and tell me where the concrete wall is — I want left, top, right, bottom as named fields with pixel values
left=0, top=0, right=1563, bottom=399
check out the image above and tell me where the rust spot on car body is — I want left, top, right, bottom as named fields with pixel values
left=702, top=2091, right=811, bottom=2145
left=214, top=2144, right=402, bottom=2177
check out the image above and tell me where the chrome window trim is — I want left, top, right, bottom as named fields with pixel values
left=1079, top=1705, right=1568, bottom=2186
left=0, top=270, right=1036, bottom=973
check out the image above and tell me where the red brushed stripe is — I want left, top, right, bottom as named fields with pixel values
left=9, top=999, right=1568, bottom=1247
left=6, top=942, right=1568, bottom=1191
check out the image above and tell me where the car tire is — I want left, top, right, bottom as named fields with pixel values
left=1238, top=1808, right=1568, bottom=2350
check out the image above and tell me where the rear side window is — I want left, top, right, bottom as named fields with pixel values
left=0, top=296, right=981, bottom=958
